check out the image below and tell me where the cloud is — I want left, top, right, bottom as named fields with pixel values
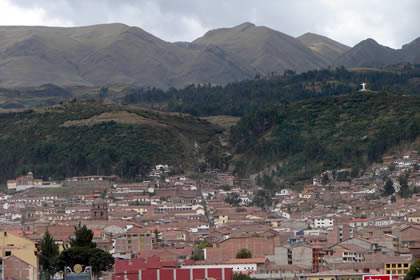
left=2, top=0, right=419, bottom=48
left=0, top=0, right=72, bottom=26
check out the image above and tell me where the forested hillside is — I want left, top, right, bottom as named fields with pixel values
left=1, top=66, right=419, bottom=185
left=0, top=100, right=225, bottom=183
left=122, top=65, right=420, bottom=116
left=229, top=92, right=420, bottom=185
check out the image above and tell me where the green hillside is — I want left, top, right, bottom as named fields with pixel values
left=0, top=100, right=225, bottom=183
left=229, top=91, right=420, bottom=185
left=1, top=67, right=420, bottom=187
left=122, top=65, right=420, bottom=116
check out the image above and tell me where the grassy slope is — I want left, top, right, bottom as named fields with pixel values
left=0, top=100, right=225, bottom=183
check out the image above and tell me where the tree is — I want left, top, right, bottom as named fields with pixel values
left=225, top=192, right=242, bottom=206
left=191, top=247, right=204, bottom=261
left=390, top=195, right=396, bottom=203
left=236, top=248, right=252, bottom=259
left=39, top=231, right=59, bottom=280
left=405, top=258, right=420, bottom=280
left=253, top=190, right=272, bottom=209
left=57, top=223, right=113, bottom=277
left=69, top=223, right=96, bottom=248
left=154, top=229, right=161, bottom=243
left=321, top=173, right=329, bottom=185
left=192, top=241, right=213, bottom=261
left=383, top=178, right=395, bottom=196
left=399, top=173, right=411, bottom=198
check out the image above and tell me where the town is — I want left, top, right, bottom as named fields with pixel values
left=1, top=151, right=419, bottom=280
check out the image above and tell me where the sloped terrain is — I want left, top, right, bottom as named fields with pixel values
left=297, top=32, right=350, bottom=64
left=0, top=100, right=227, bottom=183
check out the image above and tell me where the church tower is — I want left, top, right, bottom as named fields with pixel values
left=91, top=198, right=108, bottom=220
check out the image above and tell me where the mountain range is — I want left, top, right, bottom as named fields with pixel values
left=0, top=22, right=419, bottom=88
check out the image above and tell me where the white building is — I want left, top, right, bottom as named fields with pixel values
left=313, top=217, right=334, bottom=228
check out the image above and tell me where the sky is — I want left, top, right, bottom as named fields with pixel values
left=0, top=0, right=418, bottom=49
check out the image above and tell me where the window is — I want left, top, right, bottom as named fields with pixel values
left=5, top=251, right=11, bottom=256
left=386, top=264, right=391, bottom=268
left=404, top=264, right=409, bottom=268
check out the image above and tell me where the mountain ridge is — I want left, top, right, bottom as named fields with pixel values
left=297, top=32, right=350, bottom=64
left=0, top=22, right=419, bottom=88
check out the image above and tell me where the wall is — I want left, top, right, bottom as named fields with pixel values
left=205, top=237, right=274, bottom=262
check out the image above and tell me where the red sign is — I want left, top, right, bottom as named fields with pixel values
left=363, top=275, right=399, bottom=280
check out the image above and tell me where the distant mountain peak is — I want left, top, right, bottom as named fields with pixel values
left=333, top=38, right=402, bottom=68
left=358, top=38, right=380, bottom=46
left=297, top=32, right=350, bottom=64
left=233, top=22, right=256, bottom=31
left=402, top=37, right=420, bottom=49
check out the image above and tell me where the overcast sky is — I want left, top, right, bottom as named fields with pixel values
left=0, top=0, right=418, bottom=48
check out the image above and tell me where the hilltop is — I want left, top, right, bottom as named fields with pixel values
left=297, top=32, right=350, bottom=64
left=193, top=22, right=327, bottom=74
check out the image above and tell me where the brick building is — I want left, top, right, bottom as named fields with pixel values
left=114, top=227, right=153, bottom=253
left=3, top=255, right=37, bottom=280
left=205, top=237, right=275, bottom=262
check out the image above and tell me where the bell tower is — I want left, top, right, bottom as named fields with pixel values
left=91, top=198, right=108, bottom=220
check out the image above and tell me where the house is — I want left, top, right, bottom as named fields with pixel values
left=302, top=270, right=368, bottom=280
left=407, top=214, right=420, bottom=223
left=114, top=226, right=153, bottom=253
left=399, top=225, right=420, bottom=247
left=327, top=243, right=368, bottom=263
left=182, top=257, right=268, bottom=274
left=0, top=231, right=39, bottom=279
left=3, top=255, right=38, bottom=280
left=313, top=217, right=334, bottom=229
left=382, top=255, right=412, bottom=276
left=349, top=219, right=369, bottom=228
left=7, top=172, right=43, bottom=191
